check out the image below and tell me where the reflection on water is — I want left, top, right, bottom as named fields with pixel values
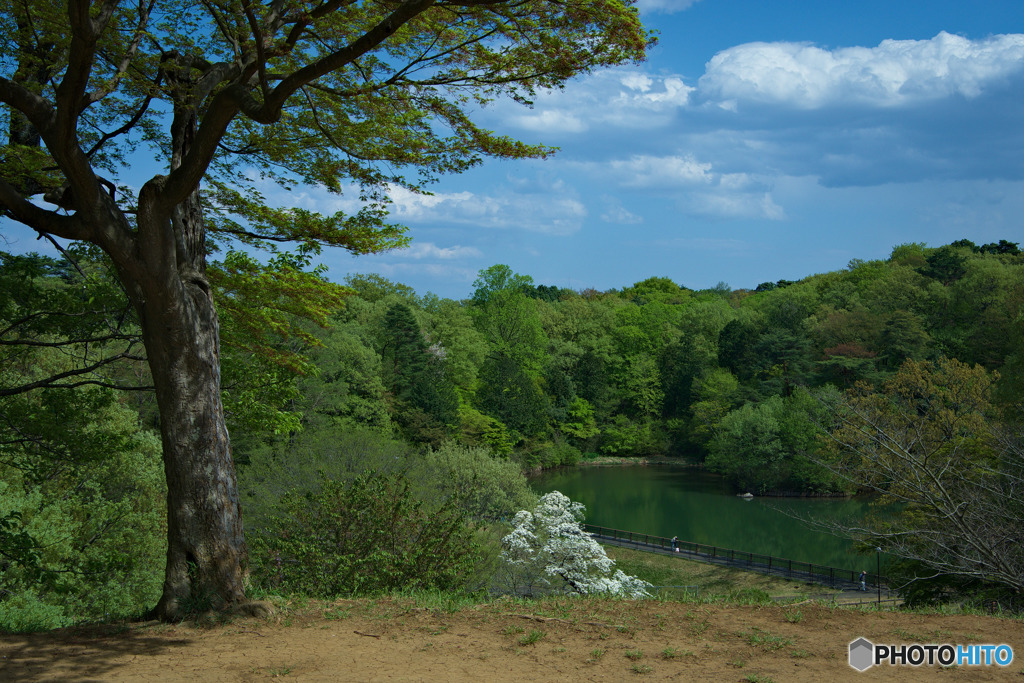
left=531, top=465, right=877, bottom=570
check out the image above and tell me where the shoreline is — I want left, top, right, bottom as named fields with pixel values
left=576, top=455, right=699, bottom=467
left=543, top=457, right=855, bottom=498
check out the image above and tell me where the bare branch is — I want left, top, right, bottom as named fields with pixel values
left=0, top=350, right=149, bottom=397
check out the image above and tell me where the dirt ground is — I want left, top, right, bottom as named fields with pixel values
left=2, top=597, right=1022, bottom=681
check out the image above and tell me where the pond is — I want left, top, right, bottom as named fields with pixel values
left=531, top=465, right=878, bottom=571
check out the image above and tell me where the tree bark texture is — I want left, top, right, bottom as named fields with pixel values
left=140, top=269, right=246, bottom=620
left=138, top=101, right=245, bottom=620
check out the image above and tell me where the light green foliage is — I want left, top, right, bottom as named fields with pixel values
left=622, top=276, right=691, bottom=306
left=213, top=250, right=353, bottom=435
left=688, top=368, right=741, bottom=448
left=343, top=274, right=418, bottom=304
left=707, top=391, right=842, bottom=494
left=517, top=438, right=584, bottom=469
left=299, top=322, right=393, bottom=431
left=476, top=288, right=549, bottom=373
left=0, top=391, right=166, bottom=631
left=458, top=404, right=515, bottom=457
left=622, top=355, right=665, bottom=419
left=248, top=471, right=478, bottom=597
left=889, top=242, right=928, bottom=268
left=599, top=414, right=663, bottom=456
left=415, top=443, right=537, bottom=522
left=471, top=265, right=535, bottom=306
left=239, top=427, right=534, bottom=532
left=238, top=426, right=413, bottom=530
left=422, top=299, right=488, bottom=392
left=561, top=397, right=600, bottom=441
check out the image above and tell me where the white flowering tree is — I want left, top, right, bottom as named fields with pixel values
left=500, top=491, right=651, bottom=597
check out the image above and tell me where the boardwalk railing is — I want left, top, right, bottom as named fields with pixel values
left=585, top=524, right=884, bottom=591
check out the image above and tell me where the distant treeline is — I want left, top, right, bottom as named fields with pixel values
left=228, top=239, right=1023, bottom=494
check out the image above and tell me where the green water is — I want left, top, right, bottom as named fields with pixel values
left=531, top=465, right=877, bottom=571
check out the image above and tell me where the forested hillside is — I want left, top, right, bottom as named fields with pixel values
left=229, top=239, right=1024, bottom=493
left=3, top=238, right=1023, bottom=627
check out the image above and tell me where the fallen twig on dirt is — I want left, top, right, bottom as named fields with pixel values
left=504, top=614, right=616, bottom=629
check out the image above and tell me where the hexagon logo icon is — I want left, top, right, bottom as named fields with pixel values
left=849, top=637, right=874, bottom=671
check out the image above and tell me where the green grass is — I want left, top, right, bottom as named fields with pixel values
left=740, top=627, right=794, bottom=652
left=517, top=629, right=545, bottom=646
left=604, top=545, right=825, bottom=600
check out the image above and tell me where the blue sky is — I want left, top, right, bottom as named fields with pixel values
left=4, top=1, right=1023, bottom=300
left=310, top=0, right=1024, bottom=298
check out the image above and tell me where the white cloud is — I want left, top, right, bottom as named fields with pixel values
left=634, top=0, right=702, bottom=15
left=393, top=242, right=482, bottom=260
left=584, top=154, right=784, bottom=220
left=621, top=73, right=654, bottom=92
left=699, top=31, right=1024, bottom=109
left=608, top=154, right=713, bottom=187
left=388, top=185, right=586, bottom=236
left=498, top=70, right=694, bottom=133
left=600, top=202, right=644, bottom=224
left=508, top=109, right=587, bottom=134
left=687, top=191, right=785, bottom=220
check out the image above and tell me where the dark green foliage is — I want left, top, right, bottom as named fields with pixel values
left=478, top=354, right=548, bottom=435
left=380, top=303, right=459, bottom=443
left=0, top=511, right=40, bottom=579
left=950, top=238, right=1020, bottom=256
left=658, top=340, right=699, bottom=419
left=248, top=471, right=478, bottom=596
left=381, top=303, right=431, bottom=400
left=717, top=319, right=762, bottom=381
left=980, top=239, right=1020, bottom=255
left=524, top=284, right=569, bottom=302
left=919, top=245, right=969, bottom=284
left=878, top=311, right=932, bottom=369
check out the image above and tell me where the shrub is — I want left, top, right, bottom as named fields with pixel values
left=0, top=393, right=165, bottom=632
left=500, top=491, right=651, bottom=597
left=414, top=443, right=536, bottom=522
left=248, top=471, right=479, bottom=596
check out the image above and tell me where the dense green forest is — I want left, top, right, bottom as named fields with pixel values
left=2, top=238, right=1023, bottom=627
left=235, top=239, right=1024, bottom=491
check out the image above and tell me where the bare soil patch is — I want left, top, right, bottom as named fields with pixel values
left=2, top=597, right=1021, bottom=681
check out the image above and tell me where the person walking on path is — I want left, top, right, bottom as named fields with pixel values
left=859, top=570, right=867, bottom=591
left=671, top=536, right=679, bottom=552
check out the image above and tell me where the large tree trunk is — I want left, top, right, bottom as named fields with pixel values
left=135, top=96, right=249, bottom=620
left=141, top=272, right=247, bottom=620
